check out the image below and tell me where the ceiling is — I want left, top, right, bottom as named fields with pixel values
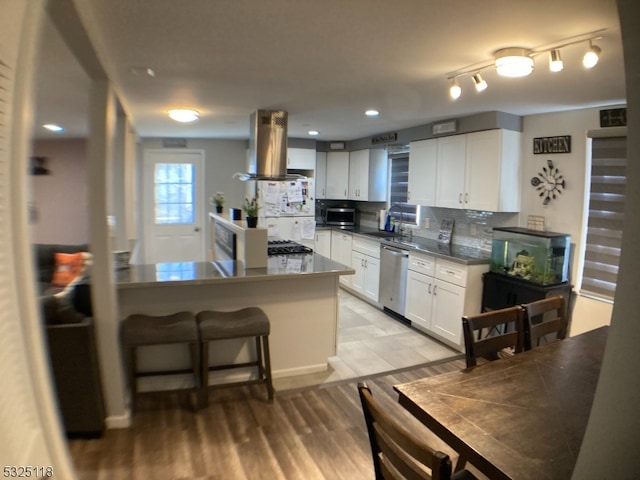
left=34, top=0, right=626, bottom=142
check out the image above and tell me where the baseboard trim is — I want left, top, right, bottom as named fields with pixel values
left=105, top=412, right=131, bottom=429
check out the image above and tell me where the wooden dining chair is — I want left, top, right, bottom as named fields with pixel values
left=462, top=306, right=525, bottom=368
left=358, top=382, right=477, bottom=480
left=521, top=295, right=567, bottom=350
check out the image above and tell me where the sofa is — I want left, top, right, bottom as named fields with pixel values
left=35, top=243, right=92, bottom=315
left=36, top=244, right=104, bottom=436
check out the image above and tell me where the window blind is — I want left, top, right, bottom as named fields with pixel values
left=388, top=154, right=418, bottom=225
left=581, top=136, right=626, bottom=299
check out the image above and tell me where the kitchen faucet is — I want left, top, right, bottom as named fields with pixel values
left=387, top=202, right=407, bottom=238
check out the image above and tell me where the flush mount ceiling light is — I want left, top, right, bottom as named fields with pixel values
left=445, top=29, right=605, bottom=101
left=494, top=47, right=534, bottom=77
left=168, top=109, right=199, bottom=123
left=365, top=109, right=379, bottom=117
left=308, top=130, right=320, bottom=136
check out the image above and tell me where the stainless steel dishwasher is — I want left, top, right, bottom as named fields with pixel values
left=379, top=244, right=409, bottom=317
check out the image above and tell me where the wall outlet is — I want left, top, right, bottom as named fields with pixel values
left=470, top=223, right=478, bottom=236
left=423, top=217, right=430, bottom=229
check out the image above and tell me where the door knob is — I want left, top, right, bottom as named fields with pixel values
left=194, top=226, right=201, bottom=232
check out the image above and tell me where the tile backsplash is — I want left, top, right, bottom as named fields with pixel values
left=356, top=202, right=519, bottom=252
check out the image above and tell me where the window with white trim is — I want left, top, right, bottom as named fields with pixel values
left=581, top=136, right=626, bottom=300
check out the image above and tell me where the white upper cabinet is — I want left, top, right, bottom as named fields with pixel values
left=434, top=135, right=467, bottom=209
left=287, top=147, right=316, bottom=170
left=315, top=152, right=327, bottom=199
left=464, top=129, right=521, bottom=212
left=408, top=138, right=437, bottom=206
left=429, top=129, right=521, bottom=212
left=326, top=151, right=350, bottom=199
left=348, top=149, right=387, bottom=202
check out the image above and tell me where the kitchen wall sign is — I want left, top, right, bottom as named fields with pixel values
left=533, top=135, right=571, bottom=154
left=531, top=159, right=565, bottom=205
left=371, top=132, right=398, bottom=144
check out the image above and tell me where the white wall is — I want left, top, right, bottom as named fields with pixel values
left=139, top=138, right=248, bottom=260
left=519, top=105, right=626, bottom=334
left=140, top=137, right=248, bottom=211
left=31, top=138, right=89, bottom=244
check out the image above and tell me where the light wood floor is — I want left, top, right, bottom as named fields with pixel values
left=69, top=359, right=476, bottom=480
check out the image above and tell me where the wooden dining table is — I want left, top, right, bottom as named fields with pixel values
left=394, top=326, right=609, bottom=480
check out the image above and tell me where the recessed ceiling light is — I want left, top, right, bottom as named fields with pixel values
left=168, top=109, right=199, bottom=123
left=43, top=124, right=65, bottom=133
left=308, top=130, right=319, bottom=136
left=365, top=109, right=379, bottom=117
left=130, top=66, right=155, bottom=77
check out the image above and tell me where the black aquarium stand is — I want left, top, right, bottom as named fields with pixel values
left=481, top=271, right=573, bottom=320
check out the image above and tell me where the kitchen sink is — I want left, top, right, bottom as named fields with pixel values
left=363, top=231, right=404, bottom=238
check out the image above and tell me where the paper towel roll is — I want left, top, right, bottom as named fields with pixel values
left=379, top=209, right=387, bottom=230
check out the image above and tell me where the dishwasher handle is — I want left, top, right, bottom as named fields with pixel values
left=381, top=245, right=409, bottom=257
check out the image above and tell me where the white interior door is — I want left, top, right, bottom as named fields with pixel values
left=143, top=150, right=205, bottom=263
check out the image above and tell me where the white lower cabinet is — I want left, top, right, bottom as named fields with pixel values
left=315, top=230, right=331, bottom=257
left=405, top=252, right=436, bottom=330
left=405, top=253, right=487, bottom=351
left=331, top=230, right=353, bottom=287
left=351, top=243, right=380, bottom=302
left=430, top=278, right=465, bottom=347
left=406, top=269, right=434, bottom=330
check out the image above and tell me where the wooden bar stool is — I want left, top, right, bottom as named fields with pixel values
left=196, top=307, right=274, bottom=404
left=120, top=311, right=200, bottom=412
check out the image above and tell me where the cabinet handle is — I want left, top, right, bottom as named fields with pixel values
left=465, top=193, right=469, bottom=203
left=433, top=284, right=438, bottom=295
left=365, top=259, right=368, bottom=268
left=458, top=193, right=463, bottom=204
left=428, top=283, right=432, bottom=294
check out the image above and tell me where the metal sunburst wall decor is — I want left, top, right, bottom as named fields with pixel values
left=531, top=159, right=566, bottom=205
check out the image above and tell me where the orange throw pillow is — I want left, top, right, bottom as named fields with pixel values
left=51, top=252, right=85, bottom=287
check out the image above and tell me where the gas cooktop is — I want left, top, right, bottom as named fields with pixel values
left=267, top=240, right=313, bottom=256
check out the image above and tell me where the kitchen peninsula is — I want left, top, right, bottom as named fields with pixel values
left=116, top=252, right=354, bottom=381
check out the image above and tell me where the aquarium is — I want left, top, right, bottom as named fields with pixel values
left=490, top=227, right=570, bottom=285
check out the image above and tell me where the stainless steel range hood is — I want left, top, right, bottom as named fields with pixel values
left=234, top=109, right=305, bottom=181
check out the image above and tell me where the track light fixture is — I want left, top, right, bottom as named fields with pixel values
left=446, top=29, right=605, bottom=101
left=449, top=79, right=462, bottom=99
left=549, top=49, right=564, bottom=72
left=472, top=74, right=488, bottom=92
left=583, top=40, right=601, bottom=68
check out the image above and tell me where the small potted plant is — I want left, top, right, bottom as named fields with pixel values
left=210, top=192, right=225, bottom=213
left=243, top=196, right=260, bottom=228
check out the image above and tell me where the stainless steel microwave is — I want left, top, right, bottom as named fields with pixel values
left=324, top=207, right=357, bottom=227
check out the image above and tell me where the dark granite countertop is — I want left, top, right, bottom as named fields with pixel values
left=116, top=254, right=354, bottom=289
left=317, top=225, right=490, bottom=265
